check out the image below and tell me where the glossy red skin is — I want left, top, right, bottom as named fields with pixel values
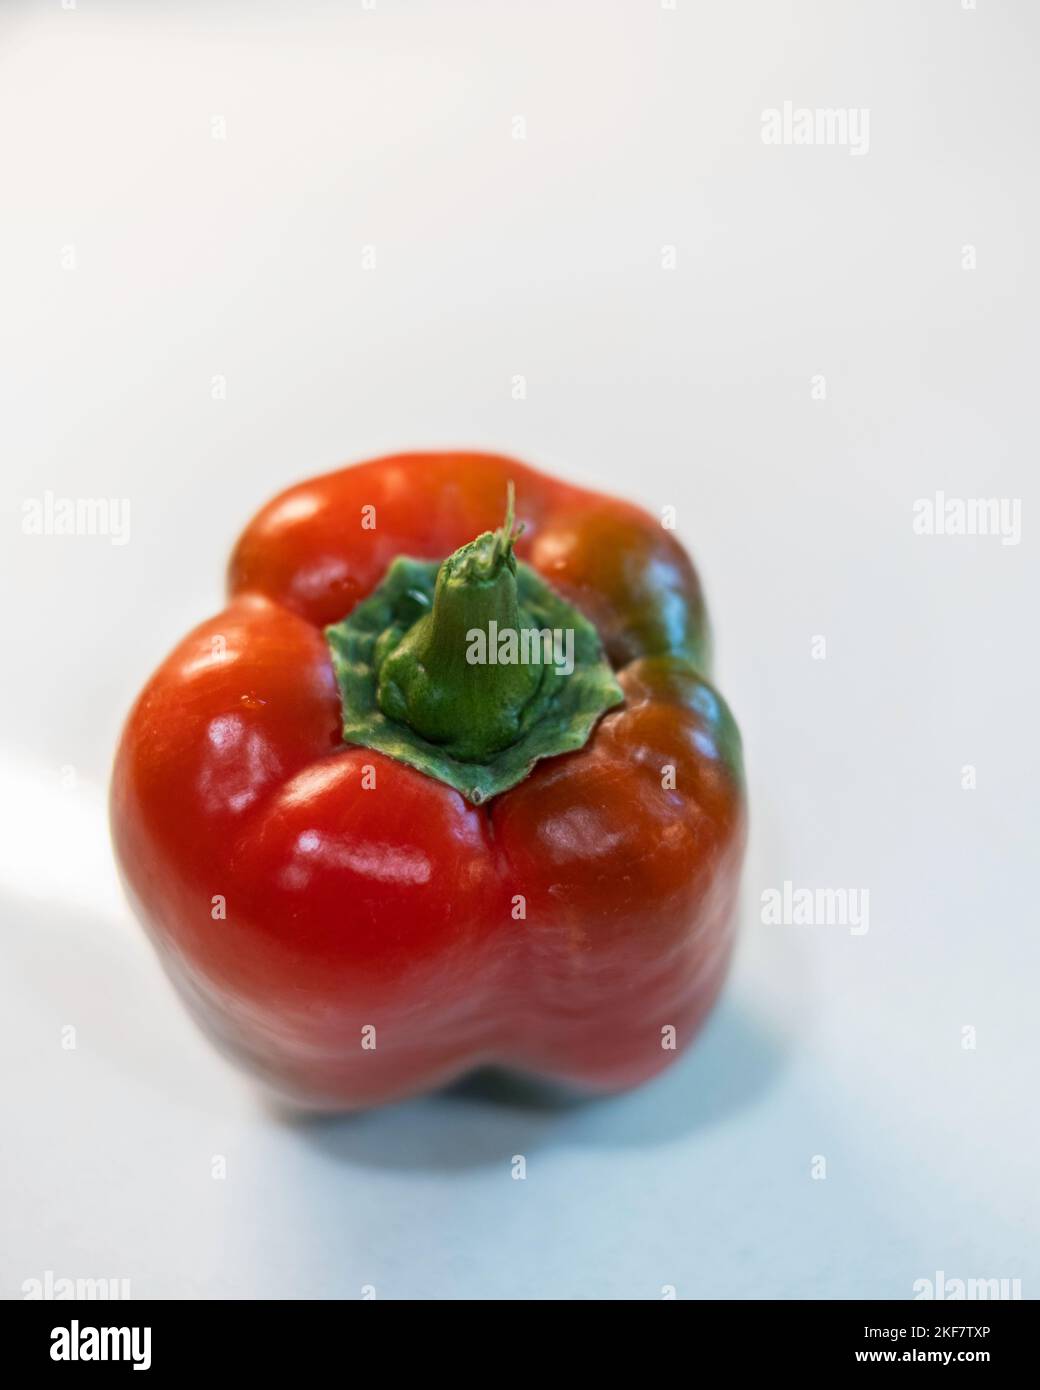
left=111, top=453, right=746, bottom=1108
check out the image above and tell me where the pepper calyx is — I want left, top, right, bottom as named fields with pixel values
left=325, top=490, right=624, bottom=804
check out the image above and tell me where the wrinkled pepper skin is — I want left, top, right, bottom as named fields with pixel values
left=111, top=453, right=746, bottom=1108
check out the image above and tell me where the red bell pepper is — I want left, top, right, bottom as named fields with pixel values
left=111, top=453, right=746, bottom=1108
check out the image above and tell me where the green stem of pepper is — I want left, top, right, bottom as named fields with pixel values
left=325, top=485, right=624, bottom=803
left=375, top=484, right=549, bottom=762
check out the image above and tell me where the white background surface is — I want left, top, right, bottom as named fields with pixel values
left=2, top=0, right=1037, bottom=1299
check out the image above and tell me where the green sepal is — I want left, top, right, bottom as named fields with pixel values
left=325, top=556, right=624, bottom=805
